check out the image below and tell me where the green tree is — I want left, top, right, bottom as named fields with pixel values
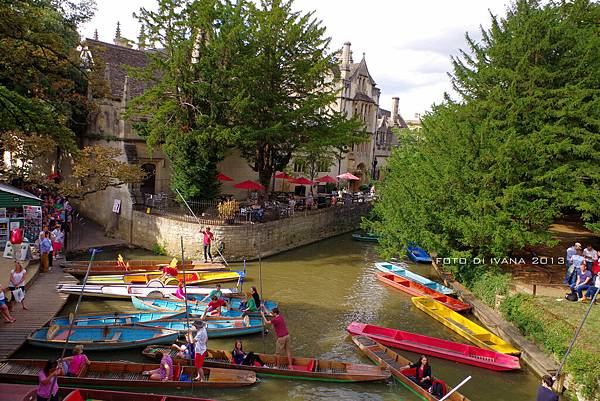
left=234, top=0, right=366, bottom=190
left=369, top=0, right=600, bottom=273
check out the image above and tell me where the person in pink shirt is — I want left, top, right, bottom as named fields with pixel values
left=261, top=308, right=292, bottom=368
left=199, top=226, right=214, bottom=263
left=37, top=359, right=62, bottom=401
left=62, top=344, right=90, bottom=377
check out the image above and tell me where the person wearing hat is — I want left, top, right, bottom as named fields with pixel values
left=192, top=320, right=208, bottom=381
left=536, top=374, right=558, bottom=401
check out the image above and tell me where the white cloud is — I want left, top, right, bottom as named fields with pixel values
left=80, top=0, right=509, bottom=118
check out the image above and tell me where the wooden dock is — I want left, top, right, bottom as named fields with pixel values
left=0, top=264, right=76, bottom=359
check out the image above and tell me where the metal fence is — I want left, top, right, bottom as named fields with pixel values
left=134, top=193, right=372, bottom=226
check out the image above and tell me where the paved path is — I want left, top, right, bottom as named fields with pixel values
left=0, top=263, right=76, bottom=359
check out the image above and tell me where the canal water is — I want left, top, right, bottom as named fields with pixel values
left=16, top=234, right=541, bottom=400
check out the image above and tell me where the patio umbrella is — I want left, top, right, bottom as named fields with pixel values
left=316, top=175, right=337, bottom=183
left=216, top=172, right=234, bottom=182
left=273, top=172, right=293, bottom=192
left=289, top=177, right=315, bottom=186
left=233, top=180, right=265, bottom=191
left=336, top=172, right=360, bottom=181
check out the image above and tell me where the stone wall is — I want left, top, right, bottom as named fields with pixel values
left=130, top=203, right=371, bottom=261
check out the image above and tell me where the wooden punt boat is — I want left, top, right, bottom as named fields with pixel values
left=61, top=259, right=196, bottom=269
left=85, top=270, right=244, bottom=285
left=0, top=383, right=36, bottom=401
left=131, top=296, right=277, bottom=317
left=352, top=232, right=379, bottom=242
left=64, top=262, right=229, bottom=278
left=375, top=262, right=454, bottom=295
left=377, top=273, right=471, bottom=312
left=411, top=297, right=520, bottom=355
left=51, top=311, right=185, bottom=327
left=0, top=359, right=256, bottom=389
left=141, top=316, right=264, bottom=338
left=351, top=336, right=470, bottom=401
left=56, top=283, right=238, bottom=300
left=347, top=322, right=520, bottom=371
left=142, top=345, right=391, bottom=382
left=61, top=388, right=219, bottom=401
left=407, top=245, right=432, bottom=263
left=27, top=324, right=179, bottom=351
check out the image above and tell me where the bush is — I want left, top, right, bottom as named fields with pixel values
left=151, top=242, right=168, bottom=256
left=469, top=269, right=510, bottom=307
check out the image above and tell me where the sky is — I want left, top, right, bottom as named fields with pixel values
left=80, top=0, right=510, bottom=119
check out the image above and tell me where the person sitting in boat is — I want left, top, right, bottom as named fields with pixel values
left=201, top=295, right=228, bottom=319
left=241, top=293, right=257, bottom=314
left=143, top=351, right=173, bottom=382
left=171, top=331, right=195, bottom=359
left=160, top=265, right=179, bottom=282
left=61, top=344, right=90, bottom=377
left=250, top=286, right=262, bottom=309
left=37, top=359, right=62, bottom=401
left=232, top=339, right=266, bottom=367
left=199, top=284, right=223, bottom=303
left=174, top=282, right=186, bottom=300
left=401, top=355, right=432, bottom=389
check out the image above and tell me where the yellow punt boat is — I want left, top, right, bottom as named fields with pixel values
left=411, top=296, right=520, bottom=355
left=85, top=270, right=242, bottom=285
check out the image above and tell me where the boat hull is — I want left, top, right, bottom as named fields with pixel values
left=141, top=318, right=264, bottom=338
left=131, top=296, right=276, bottom=318
left=412, top=297, right=520, bottom=355
left=347, top=322, right=520, bottom=371
left=352, top=233, right=379, bottom=243
left=377, top=273, right=470, bottom=312
left=56, top=283, right=238, bottom=300
left=51, top=311, right=185, bottom=327
left=60, top=388, right=219, bottom=401
left=407, top=245, right=432, bottom=263
left=142, top=346, right=391, bottom=383
left=86, top=270, right=243, bottom=285
left=375, top=262, right=453, bottom=295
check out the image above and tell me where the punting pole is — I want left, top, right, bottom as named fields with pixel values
left=555, top=289, right=599, bottom=379
left=439, top=375, right=472, bottom=401
left=180, top=237, right=194, bottom=391
left=174, top=188, right=229, bottom=266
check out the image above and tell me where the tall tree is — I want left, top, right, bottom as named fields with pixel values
left=369, top=0, right=600, bottom=271
left=235, top=0, right=366, bottom=190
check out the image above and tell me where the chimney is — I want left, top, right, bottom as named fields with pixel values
left=391, top=97, right=399, bottom=124
left=93, top=29, right=98, bottom=41
left=341, top=42, right=351, bottom=71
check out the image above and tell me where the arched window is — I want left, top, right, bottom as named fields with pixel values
left=140, top=163, right=156, bottom=195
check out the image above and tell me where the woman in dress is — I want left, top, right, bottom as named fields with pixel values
left=8, top=261, right=28, bottom=311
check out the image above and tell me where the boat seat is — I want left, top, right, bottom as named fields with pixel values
left=306, top=359, right=316, bottom=372
left=445, top=318, right=475, bottom=335
left=64, top=390, right=84, bottom=401
left=53, top=331, right=70, bottom=341
left=105, top=332, right=122, bottom=342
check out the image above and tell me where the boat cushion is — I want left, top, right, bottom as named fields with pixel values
left=306, top=359, right=316, bottom=372
left=53, top=330, right=70, bottom=341
left=64, top=390, right=84, bottom=401
left=106, top=332, right=122, bottom=341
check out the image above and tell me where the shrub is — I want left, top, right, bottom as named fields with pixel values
left=151, top=242, right=168, bottom=256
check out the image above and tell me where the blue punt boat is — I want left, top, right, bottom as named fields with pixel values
left=51, top=311, right=185, bottom=327
left=131, top=296, right=277, bottom=317
left=407, top=245, right=432, bottom=263
left=374, top=262, right=453, bottom=295
left=351, top=232, right=379, bottom=243
left=141, top=317, right=264, bottom=338
left=27, top=324, right=179, bottom=351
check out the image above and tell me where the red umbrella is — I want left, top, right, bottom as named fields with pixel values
left=47, top=172, right=61, bottom=180
left=233, top=180, right=265, bottom=191
left=316, top=175, right=337, bottom=183
left=289, top=177, right=315, bottom=186
left=274, top=172, right=293, bottom=179
left=337, top=172, right=360, bottom=181
left=216, top=172, right=234, bottom=182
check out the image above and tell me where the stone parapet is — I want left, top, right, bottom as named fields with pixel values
left=130, top=203, right=371, bottom=261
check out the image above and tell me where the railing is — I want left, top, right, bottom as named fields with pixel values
left=134, top=193, right=372, bottom=226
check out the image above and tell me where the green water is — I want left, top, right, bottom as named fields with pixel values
left=16, top=234, right=542, bottom=400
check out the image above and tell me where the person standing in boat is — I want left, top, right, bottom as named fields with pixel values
left=536, top=375, right=559, bottom=401
left=192, top=320, right=208, bottom=381
left=37, top=359, right=62, bottom=401
left=260, top=308, right=292, bottom=368
left=199, top=226, right=214, bottom=263
left=401, top=355, right=432, bottom=389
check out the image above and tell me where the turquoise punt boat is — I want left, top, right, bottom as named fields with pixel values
left=51, top=311, right=185, bottom=327
left=27, top=325, right=179, bottom=351
left=374, top=262, right=454, bottom=295
left=131, top=296, right=277, bottom=317
left=352, top=232, right=379, bottom=243
left=141, top=317, right=264, bottom=338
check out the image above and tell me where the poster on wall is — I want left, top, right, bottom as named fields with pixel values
left=112, top=199, right=122, bottom=214
left=23, top=205, right=42, bottom=242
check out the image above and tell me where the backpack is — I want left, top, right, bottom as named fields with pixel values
left=430, top=380, right=446, bottom=398
left=565, top=290, right=578, bottom=302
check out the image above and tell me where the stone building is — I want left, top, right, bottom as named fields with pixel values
left=374, top=97, right=408, bottom=179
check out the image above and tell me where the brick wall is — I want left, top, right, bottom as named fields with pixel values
left=130, top=203, right=371, bottom=261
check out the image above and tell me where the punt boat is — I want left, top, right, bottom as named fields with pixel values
left=140, top=316, right=264, bottom=338
left=351, top=232, right=379, bottom=242
left=56, top=283, right=238, bottom=300
left=85, top=270, right=243, bottom=285
left=375, top=262, right=454, bottom=295
left=411, top=297, right=520, bottom=355
left=351, top=336, right=471, bottom=401
left=347, top=322, right=520, bottom=371
left=51, top=311, right=185, bottom=327
left=61, top=388, right=219, bottom=401
left=142, top=346, right=391, bottom=382
left=131, top=296, right=277, bottom=317
left=63, top=262, right=228, bottom=278
left=0, top=359, right=256, bottom=389
left=377, top=272, right=470, bottom=312
left=407, top=245, right=432, bottom=263
left=0, top=383, right=36, bottom=401
left=27, top=325, right=179, bottom=351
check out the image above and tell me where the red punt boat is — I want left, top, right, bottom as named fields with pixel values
left=61, top=388, right=219, bottom=401
left=347, top=322, right=521, bottom=371
left=376, top=272, right=471, bottom=312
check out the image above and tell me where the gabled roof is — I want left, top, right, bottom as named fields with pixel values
left=85, top=39, right=150, bottom=100
left=0, top=184, right=41, bottom=201
left=349, top=56, right=377, bottom=86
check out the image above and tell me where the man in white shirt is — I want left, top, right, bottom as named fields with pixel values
left=583, top=244, right=598, bottom=271
left=192, top=320, right=207, bottom=381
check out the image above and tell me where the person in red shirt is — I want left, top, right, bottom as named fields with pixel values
left=201, top=295, right=227, bottom=318
left=199, top=227, right=214, bottom=263
left=261, top=308, right=292, bottom=368
left=160, top=266, right=178, bottom=282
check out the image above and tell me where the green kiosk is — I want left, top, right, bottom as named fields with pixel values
left=0, top=183, right=43, bottom=249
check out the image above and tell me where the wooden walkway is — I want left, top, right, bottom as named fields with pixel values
left=0, top=264, right=76, bottom=359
